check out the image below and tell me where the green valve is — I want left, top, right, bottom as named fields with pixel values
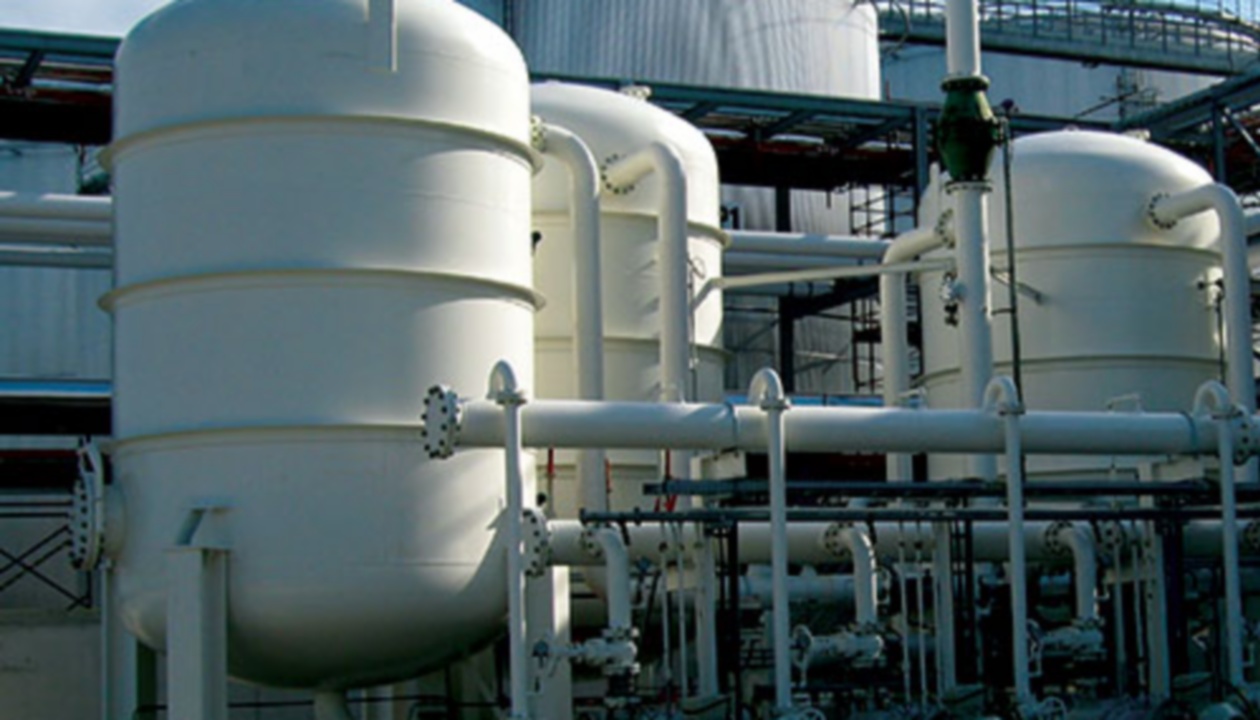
left=936, top=75, right=1003, bottom=183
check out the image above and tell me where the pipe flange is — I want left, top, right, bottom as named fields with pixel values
left=421, top=385, right=461, bottom=460
left=822, top=523, right=854, bottom=560
left=1043, top=521, right=1072, bottom=559
left=523, top=508, right=551, bottom=577
left=1244, top=521, right=1260, bottom=553
left=580, top=527, right=606, bottom=561
left=69, top=441, right=105, bottom=571
left=1148, top=192, right=1178, bottom=230
left=530, top=115, right=547, bottom=151
left=602, top=626, right=640, bottom=644
left=1233, top=414, right=1256, bottom=464
left=1094, top=520, right=1128, bottom=554
left=600, top=154, right=634, bottom=196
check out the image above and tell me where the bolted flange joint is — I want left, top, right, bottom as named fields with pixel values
left=421, top=385, right=462, bottom=460
left=70, top=440, right=112, bottom=571
left=821, top=522, right=854, bottom=560
left=1042, top=521, right=1073, bottom=559
left=522, top=508, right=551, bottom=577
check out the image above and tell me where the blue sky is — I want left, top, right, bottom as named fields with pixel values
left=2, top=0, right=170, bottom=36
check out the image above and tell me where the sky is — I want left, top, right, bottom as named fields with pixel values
left=2, top=0, right=171, bottom=36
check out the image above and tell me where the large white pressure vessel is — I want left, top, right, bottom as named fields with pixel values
left=918, top=130, right=1221, bottom=479
left=531, top=83, right=724, bottom=516
left=106, top=0, right=534, bottom=689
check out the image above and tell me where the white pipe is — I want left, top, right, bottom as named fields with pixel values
left=945, top=0, right=983, bottom=78
left=592, top=528, right=632, bottom=633
left=603, top=143, right=689, bottom=405
left=313, top=691, right=354, bottom=720
left=881, top=216, right=954, bottom=481
left=451, top=398, right=1236, bottom=456
left=0, top=192, right=112, bottom=222
left=489, top=362, right=530, bottom=720
left=1054, top=524, right=1099, bottom=624
left=540, top=123, right=608, bottom=514
left=0, top=246, right=113, bottom=269
left=1150, top=186, right=1256, bottom=419
left=837, top=526, right=878, bottom=628
left=749, top=369, right=793, bottom=714
left=712, top=258, right=952, bottom=293
left=605, top=142, right=720, bottom=696
left=727, top=231, right=889, bottom=260
left=986, top=377, right=1031, bottom=705
left=0, top=217, right=112, bottom=245
left=740, top=568, right=857, bottom=606
left=1194, top=381, right=1245, bottom=689
left=952, top=184, right=997, bottom=481
left=724, top=251, right=872, bottom=273
left=548, top=519, right=1244, bottom=569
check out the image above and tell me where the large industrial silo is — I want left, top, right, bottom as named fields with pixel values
left=105, top=0, right=535, bottom=692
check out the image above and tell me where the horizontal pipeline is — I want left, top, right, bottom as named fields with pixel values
left=450, top=398, right=1241, bottom=457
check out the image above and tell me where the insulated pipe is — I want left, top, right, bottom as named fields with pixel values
left=0, top=217, right=112, bottom=245
left=449, top=398, right=1238, bottom=457
left=945, top=0, right=982, bottom=78
left=749, top=369, right=793, bottom=715
left=489, top=362, right=530, bottom=720
left=539, top=122, right=608, bottom=514
left=836, top=526, right=878, bottom=628
left=603, top=143, right=689, bottom=405
left=1054, top=523, right=1100, bottom=624
left=1194, top=381, right=1245, bottom=689
left=548, top=519, right=1248, bottom=570
left=0, top=192, right=113, bottom=223
left=712, top=258, right=952, bottom=293
left=723, top=252, right=870, bottom=273
left=881, top=216, right=954, bottom=481
left=986, top=377, right=1031, bottom=705
left=740, top=568, right=857, bottom=606
left=726, top=231, right=889, bottom=260
left=592, top=528, right=632, bottom=634
left=604, top=142, right=719, bottom=696
left=1150, top=186, right=1256, bottom=420
left=953, top=184, right=997, bottom=481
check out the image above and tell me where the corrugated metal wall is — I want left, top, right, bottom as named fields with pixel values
left=883, top=47, right=1218, bottom=120
left=0, top=142, right=111, bottom=384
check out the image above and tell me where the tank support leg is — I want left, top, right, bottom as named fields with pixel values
left=528, top=567, right=573, bottom=720
left=166, top=546, right=229, bottom=720
left=102, top=568, right=157, bottom=720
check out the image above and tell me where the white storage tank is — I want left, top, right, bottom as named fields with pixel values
left=106, top=0, right=535, bottom=689
left=918, top=130, right=1221, bottom=479
left=531, top=82, right=724, bottom=516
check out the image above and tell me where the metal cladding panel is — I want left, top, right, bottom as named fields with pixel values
left=514, top=0, right=880, bottom=97
left=457, top=0, right=506, bottom=25
left=0, top=268, right=112, bottom=381
left=883, top=47, right=1218, bottom=119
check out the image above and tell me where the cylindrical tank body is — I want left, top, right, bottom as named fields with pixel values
left=531, top=82, right=724, bottom=516
left=917, top=130, right=1221, bottom=479
left=107, top=0, right=534, bottom=689
left=510, top=0, right=883, bottom=394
